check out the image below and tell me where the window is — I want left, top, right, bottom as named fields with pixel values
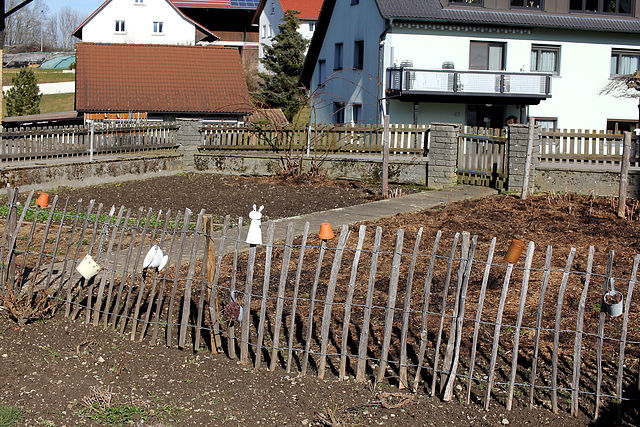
left=449, top=0, right=482, bottom=5
left=318, top=60, right=326, bottom=87
left=352, top=104, right=362, bottom=124
left=309, top=22, right=315, bottom=32
left=334, top=43, right=343, bottom=70
left=134, top=0, right=144, bottom=3
left=607, top=120, right=637, bottom=133
left=271, top=0, right=275, bottom=14
left=611, top=49, right=640, bottom=75
left=354, top=40, right=364, bottom=70
left=510, top=0, right=542, bottom=8
left=569, top=0, right=632, bottom=14
left=262, top=25, right=267, bottom=38
left=531, top=45, right=560, bottom=74
left=351, top=0, right=359, bottom=4
left=115, top=20, right=125, bottom=33
left=333, top=102, right=345, bottom=124
left=534, top=118, right=557, bottom=131
left=153, top=21, right=164, bottom=34
left=469, top=41, right=505, bottom=71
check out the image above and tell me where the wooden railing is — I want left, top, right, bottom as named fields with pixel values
left=539, top=129, right=640, bottom=169
left=199, top=123, right=429, bottom=156
left=0, top=122, right=180, bottom=162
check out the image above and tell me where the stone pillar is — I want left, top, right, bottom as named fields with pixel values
left=428, top=123, right=460, bottom=189
left=175, top=118, right=201, bottom=172
left=507, top=123, right=540, bottom=193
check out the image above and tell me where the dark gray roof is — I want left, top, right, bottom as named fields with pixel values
left=375, top=0, right=640, bottom=32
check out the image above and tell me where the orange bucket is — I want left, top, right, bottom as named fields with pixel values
left=318, top=223, right=335, bottom=240
left=35, top=193, right=49, bottom=208
left=505, top=239, right=525, bottom=264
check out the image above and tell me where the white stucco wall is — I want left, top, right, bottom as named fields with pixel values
left=258, top=0, right=316, bottom=63
left=81, top=0, right=196, bottom=45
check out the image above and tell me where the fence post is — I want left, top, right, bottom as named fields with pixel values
left=427, top=123, right=459, bottom=189
left=508, top=123, right=539, bottom=193
left=176, top=118, right=201, bottom=172
left=382, top=115, right=390, bottom=196
left=617, top=131, right=631, bottom=217
left=89, top=120, right=95, bottom=162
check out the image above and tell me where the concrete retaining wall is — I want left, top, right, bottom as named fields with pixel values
left=0, top=153, right=183, bottom=192
left=536, top=167, right=640, bottom=198
left=194, top=153, right=428, bottom=185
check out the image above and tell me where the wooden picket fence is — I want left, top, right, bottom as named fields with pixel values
left=0, top=122, right=180, bottom=162
left=457, top=126, right=508, bottom=188
left=199, top=123, right=429, bottom=156
left=1, top=188, right=639, bottom=421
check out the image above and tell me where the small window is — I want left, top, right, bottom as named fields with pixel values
left=449, top=0, right=482, bottom=5
left=334, top=43, right=343, bottom=70
left=534, top=118, right=557, bottom=131
left=531, top=45, right=560, bottom=74
left=318, top=59, right=326, bottom=87
left=262, top=25, right=267, bottom=38
left=611, top=49, right=640, bottom=75
left=115, top=20, right=125, bottom=33
left=510, top=0, right=542, bottom=8
left=351, top=0, right=359, bottom=4
left=271, top=1, right=275, bottom=14
left=352, top=104, right=362, bottom=124
left=309, top=22, right=315, bottom=32
left=607, top=119, right=637, bottom=133
left=153, top=21, right=164, bottom=34
left=570, top=0, right=632, bottom=14
left=134, top=0, right=144, bottom=3
left=354, top=40, right=364, bottom=70
left=333, top=102, right=345, bottom=124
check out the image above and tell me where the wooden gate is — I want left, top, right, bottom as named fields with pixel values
left=457, top=127, right=508, bottom=189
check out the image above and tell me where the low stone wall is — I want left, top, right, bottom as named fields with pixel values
left=535, top=167, right=640, bottom=198
left=194, top=153, right=428, bottom=185
left=0, top=153, right=183, bottom=192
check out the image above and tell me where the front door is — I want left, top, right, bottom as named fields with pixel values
left=466, top=104, right=505, bottom=129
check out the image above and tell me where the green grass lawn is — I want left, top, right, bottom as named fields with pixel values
left=2, top=93, right=75, bottom=118
left=3, top=68, right=75, bottom=86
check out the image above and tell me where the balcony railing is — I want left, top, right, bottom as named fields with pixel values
left=387, top=68, right=552, bottom=98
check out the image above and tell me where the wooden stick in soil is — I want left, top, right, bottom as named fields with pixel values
left=376, top=229, right=404, bottom=385
left=137, top=209, right=172, bottom=339
left=255, top=221, right=276, bottom=369
left=441, top=231, right=471, bottom=395
left=398, top=227, right=423, bottom=389
left=52, top=198, right=83, bottom=305
left=301, top=238, right=328, bottom=376
left=529, top=245, right=553, bottom=406
left=617, top=131, right=631, bottom=218
left=84, top=203, right=108, bottom=323
left=616, top=254, right=639, bottom=421
left=194, top=213, right=213, bottom=352
left=207, top=215, right=230, bottom=353
left=178, top=210, right=205, bottom=349
left=551, top=247, right=576, bottom=414
left=286, top=222, right=310, bottom=373
left=150, top=211, right=183, bottom=345
left=483, top=260, right=514, bottom=410
left=0, top=187, right=18, bottom=288
left=506, top=241, right=535, bottom=410
left=270, top=222, right=295, bottom=371
left=412, top=230, right=442, bottom=393
left=595, top=250, right=614, bottom=420
left=90, top=206, right=124, bottom=325
left=44, top=198, right=69, bottom=296
left=227, top=217, right=244, bottom=359
left=571, top=246, right=594, bottom=417
left=4, top=189, right=34, bottom=295
left=66, top=199, right=95, bottom=318
left=130, top=208, right=164, bottom=337
left=430, top=232, right=460, bottom=396
left=101, top=208, right=131, bottom=328
left=355, top=227, right=382, bottom=382
left=465, top=237, right=496, bottom=404
left=339, top=224, right=366, bottom=380
left=166, top=209, right=192, bottom=347
left=16, top=203, right=42, bottom=299
left=443, top=235, right=478, bottom=402
left=240, top=242, right=257, bottom=366
left=30, top=195, right=59, bottom=300
left=118, top=208, right=154, bottom=333
left=318, top=225, right=350, bottom=380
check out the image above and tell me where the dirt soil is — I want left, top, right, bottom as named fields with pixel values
left=1, top=173, right=639, bottom=426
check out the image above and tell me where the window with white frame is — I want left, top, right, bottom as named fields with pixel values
left=334, top=43, right=343, bottom=70
left=153, top=21, right=164, bottom=34
left=318, top=60, right=326, bottom=87
left=531, top=45, right=560, bottom=74
left=611, top=49, right=640, bottom=75
left=115, top=20, right=125, bottom=33
left=534, top=117, right=557, bottom=131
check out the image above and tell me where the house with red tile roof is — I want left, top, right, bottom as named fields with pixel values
left=253, top=0, right=324, bottom=62
left=73, top=0, right=218, bottom=45
left=75, top=42, right=253, bottom=122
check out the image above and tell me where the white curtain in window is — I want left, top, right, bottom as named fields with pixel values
left=539, top=50, right=556, bottom=72
left=488, top=45, right=503, bottom=70
left=620, top=55, right=639, bottom=74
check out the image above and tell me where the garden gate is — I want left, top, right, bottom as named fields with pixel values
left=457, top=127, right=508, bottom=189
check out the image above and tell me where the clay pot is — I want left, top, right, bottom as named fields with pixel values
left=505, top=238, right=525, bottom=264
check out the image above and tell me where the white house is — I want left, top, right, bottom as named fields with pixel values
left=73, top=0, right=218, bottom=45
left=253, top=0, right=324, bottom=61
left=299, top=0, right=640, bottom=131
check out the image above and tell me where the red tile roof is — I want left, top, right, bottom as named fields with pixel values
left=75, top=43, right=252, bottom=116
left=170, top=0, right=258, bottom=9
left=279, top=0, right=323, bottom=20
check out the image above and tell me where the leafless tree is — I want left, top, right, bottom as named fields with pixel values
left=56, top=6, right=84, bottom=51
left=4, top=0, right=49, bottom=51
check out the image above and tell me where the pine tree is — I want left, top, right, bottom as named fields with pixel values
left=6, top=67, right=42, bottom=117
left=258, top=10, right=308, bottom=122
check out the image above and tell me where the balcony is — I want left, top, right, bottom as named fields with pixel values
left=386, top=68, right=552, bottom=104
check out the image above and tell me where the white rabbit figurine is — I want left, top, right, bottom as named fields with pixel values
left=246, top=204, right=264, bottom=245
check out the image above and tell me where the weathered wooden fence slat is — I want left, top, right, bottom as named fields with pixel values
left=255, top=221, right=276, bottom=369
left=206, top=214, right=230, bottom=353
left=270, top=222, right=295, bottom=372
left=286, top=221, right=310, bottom=374
left=301, top=237, right=327, bottom=375
left=617, top=254, right=639, bottom=421
left=595, top=250, right=615, bottom=419
left=166, top=209, right=192, bottom=347
left=226, top=217, right=243, bottom=360
left=65, top=199, right=95, bottom=318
